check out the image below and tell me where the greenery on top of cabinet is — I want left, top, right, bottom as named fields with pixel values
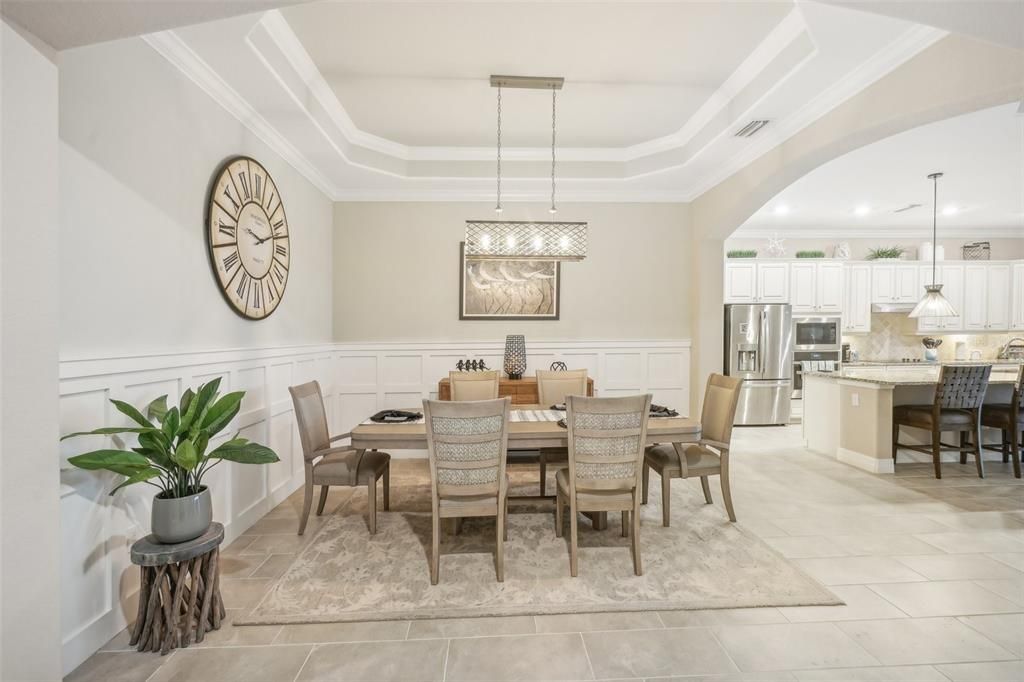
left=866, top=246, right=906, bottom=260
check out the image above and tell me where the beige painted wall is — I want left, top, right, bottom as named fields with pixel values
left=333, top=202, right=691, bottom=341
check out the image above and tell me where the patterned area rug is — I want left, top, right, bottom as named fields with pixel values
left=238, top=464, right=840, bottom=625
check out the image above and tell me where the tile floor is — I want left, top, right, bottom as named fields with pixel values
left=68, top=426, right=1024, bottom=681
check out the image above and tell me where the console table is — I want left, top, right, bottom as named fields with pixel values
left=437, top=376, right=594, bottom=404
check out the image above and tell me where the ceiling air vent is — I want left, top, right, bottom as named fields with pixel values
left=734, top=120, right=770, bottom=138
left=893, top=203, right=923, bottom=213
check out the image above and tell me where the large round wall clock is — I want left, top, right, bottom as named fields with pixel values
left=206, top=156, right=290, bottom=320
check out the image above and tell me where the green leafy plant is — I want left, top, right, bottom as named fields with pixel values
left=795, top=250, right=826, bottom=258
left=726, top=249, right=757, bottom=258
left=866, top=246, right=905, bottom=260
left=62, top=378, right=279, bottom=498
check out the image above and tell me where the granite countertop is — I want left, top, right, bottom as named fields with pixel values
left=804, top=367, right=1021, bottom=386
left=845, top=360, right=1023, bottom=367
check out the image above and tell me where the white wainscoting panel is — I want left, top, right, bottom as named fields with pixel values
left=58, top=338, right=689, bottom=673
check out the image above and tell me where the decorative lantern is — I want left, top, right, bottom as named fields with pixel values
left=504, top=335, right=526, bottom=380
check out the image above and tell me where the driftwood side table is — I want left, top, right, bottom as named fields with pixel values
left=129, top=522, right=225, bottom=654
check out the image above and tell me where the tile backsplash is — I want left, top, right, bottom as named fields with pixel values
left=843, top=313, right=1016, bottom=361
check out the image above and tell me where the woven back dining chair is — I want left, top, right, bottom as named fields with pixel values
left=892, top=364, right=991, bottom=479
left=535, top=369, right=589, bottom=496
left=423, top=396, right=511, bottom=584
left=290, top=381, right=391, bottom=535
left=449, top=370, right=500, bottom=401
left=981, top=364, right=1023, bottom=478
left=642, top=374, right=743, bottom=524
left=555, top=394, right=651, bottom=577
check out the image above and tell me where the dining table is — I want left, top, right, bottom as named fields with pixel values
left=350, top=404, right=702, bottom=530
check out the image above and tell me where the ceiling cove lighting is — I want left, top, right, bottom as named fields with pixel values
left=466, top=75, right=587, bottom=261
left=910, top=172, right=958, bottom=319
left=854, top=205, right=871, bottom=216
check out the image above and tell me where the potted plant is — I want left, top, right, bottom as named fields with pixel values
left=62, top=378, right=279, bottom=544
left=866, top=246, right=906, bottom=260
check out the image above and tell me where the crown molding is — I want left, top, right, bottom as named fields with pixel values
left=142, top=30, right=340, bottom=199
left=730, top=225, right=1024, bottom=239
left=331, top=188, right=691, bottom=203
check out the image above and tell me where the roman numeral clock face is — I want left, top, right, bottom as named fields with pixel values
left=206, top=157, right=290, bottom=319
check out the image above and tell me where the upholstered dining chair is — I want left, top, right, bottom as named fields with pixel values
left=423, top=396, right=511, bottom=584
left=449, top=370, right=500, bottom=401
left=892, top=364, right=991, bottom=479
left=642, top=374, right=742, bottom=524
left=555, top=394, right=652, bottom=577
left=536, top=368, right=589, bottom=496
left=981, top=364, right=1023, bottom=478
left=289, top=381, right=391, bottom=535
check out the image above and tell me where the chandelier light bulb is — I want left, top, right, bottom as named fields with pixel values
left=559, top=235, right=570, bottom=250
left=481, top=234, right=491, bottom=249
left=532, top=236, right=543, bottom=250
left=506, top=235, right=516, bottom=249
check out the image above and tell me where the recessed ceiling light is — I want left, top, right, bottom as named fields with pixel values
left=854, top=205, right=871, bottom=216
left=942, top=205, right=958, bottom=216
left=773, top=204, right=790, bottom=216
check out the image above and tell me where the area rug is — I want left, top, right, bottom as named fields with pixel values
left=237, top=465, right=841, bottom=625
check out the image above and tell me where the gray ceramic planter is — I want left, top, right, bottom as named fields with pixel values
left=151, top=487, right=212, bottom=544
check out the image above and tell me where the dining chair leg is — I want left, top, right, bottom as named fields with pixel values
left=974, top=419, right=985, bottom=479
left=661, top=472, right=671, bottom=527
left=554, top=488, right=564, bottom=537
left=631, top=494, right=642, bottom=576
left=316, top=485, right=330, bottom=516
left=382, top=465, right=390, bottom=511
left=959, top=431, right=968, bottom=465
left=503, top=495, right=509, bottom=542
left=367, top=479, right=377, bottom=535
left=495, top=503, right=505, bottom=583
left=621, top=511, right=629, bottom=538
left=641, top=461, right=650, bottom=505
left=298, top=474, right=314, bottom=536
left=892, top=421, right=899, bottom=462
left=1010, top=427, right=1021, bottom=479
left=700, top=476, right=713, bottom=504
left=430, top=511, right=440, bottom=585
left=931, top=428, right=942, bottom=479
left=539, top=454, right=547, bottom=497
left=569, top=499, right=579, bottom=577
left=1001, top=430, right=1010, bottom=463
left=721, top=461, right=737, bottom=523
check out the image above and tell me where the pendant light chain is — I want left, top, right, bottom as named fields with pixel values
left=495, top=85, right=502, bottom=213
left=550, top=87, right=557, bottom=214
left=931, top=173, right=939, bottom=285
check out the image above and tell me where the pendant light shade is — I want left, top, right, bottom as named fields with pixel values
left=909, top=172, right=957, bottom=319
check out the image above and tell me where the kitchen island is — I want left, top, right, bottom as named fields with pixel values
left=802, top=363, right=1021, bottom=474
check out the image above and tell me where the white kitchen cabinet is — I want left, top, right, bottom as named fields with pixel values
left=1012, top=263, right=1024, bottom=330
left=791, top=261, right=843, bottom=313
left=916, top=264, right=964, bottom=332
left=724, top=261, right=789, bottom=303
left=962, top=263, right=1011, bottom=331
left=871, top=263, right=918, bottom=303
left=843, top=264, right=872, bottom=333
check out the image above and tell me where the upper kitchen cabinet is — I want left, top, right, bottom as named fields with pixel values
left=963, top=263, right=1010, bottom=331
left=791, top=261, right=843, bottom=313
left=724, top=261, right=789, bottom=303
left=843, top=264, right=872, bottom=333
left=871, top=263, right=919, bottom=303
left=1013, top=263, right=1024, bottom=330
left=916, top=264, right=964, bottom=332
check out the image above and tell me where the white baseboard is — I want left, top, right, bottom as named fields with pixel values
left=837, top=447, right=895, bottom=474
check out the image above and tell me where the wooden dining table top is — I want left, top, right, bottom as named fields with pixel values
left=350, top=404, right=701, bottom=450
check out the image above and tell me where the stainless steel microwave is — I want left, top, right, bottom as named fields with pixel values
left=793, top=316, right=841, bottom=351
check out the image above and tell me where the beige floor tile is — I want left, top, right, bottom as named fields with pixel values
left=830, top=534, right=946, bottom=557
left=737, top=517, right=791, bottom=538
left=148, top=645, right=312, bottom=682
left=241, top=533, right=311, bottom=554
left=927, top=511, right=1024, bottom=532
left=193, top=609, right=281, bottom=648
left=712, top=623, right=878, bottom=672
left=249, top=553, right=297, bottom=579
left=296, top=639, right=447, bottom=681
left=794, top=557, right=928, bottom=586
left=98, top=627, right=133, bottom=652
left=764, top=536, right=849, bottom=559
left=65, top=651, right=165, bottom=682
left=221, top=534, right=258, bottom=555
left=778, top=585, right=908, bottom=623
left=837, top=617, right=1016, bottom=665
left=974, top=578, right=1024, bottom=606
left=583, top=627, right=737, bottom=678
left=218, top=578, right=275, bottom=609
left=893, top=554, right=1024, bottom=581
left=774, top=515, right=949, bottom=537
left=274, top=620, right=410, bottom=644
left=534, top=611, right=662, bottom=633
left=958, top=613, right=1024, bottom=657
left=407, top=615, right=535, bottom=638
left=658, top=608, right=789, bottom=627
left=662, top=673, right=797, bottom=682
left=987, top=552, right=1024, bottom=572
left=791, top=665, right=947, bottom=681
left=445, top=633, right=592, bottom=681
left=220, top=552, right=271, bottom=578
left=867, top=580, right=1020, bottom=617
left=933, top=660, right=1024, bottom=682
left=246, top=515, right=307, bottom=535
left=913, top=531, right=1024, bottom=554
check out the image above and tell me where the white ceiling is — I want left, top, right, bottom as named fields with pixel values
left=738, top=103, right=1024, bottom=237
left=282, top=1, right=791, bottom=147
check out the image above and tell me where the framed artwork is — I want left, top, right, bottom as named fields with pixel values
left=459, top=243, right=560, bottom=320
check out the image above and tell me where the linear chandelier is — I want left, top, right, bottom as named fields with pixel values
left=464, top=75, right=587, bottom=261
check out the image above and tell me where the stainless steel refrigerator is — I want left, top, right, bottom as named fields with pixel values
left=724, top=303, right=793, bottom=425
